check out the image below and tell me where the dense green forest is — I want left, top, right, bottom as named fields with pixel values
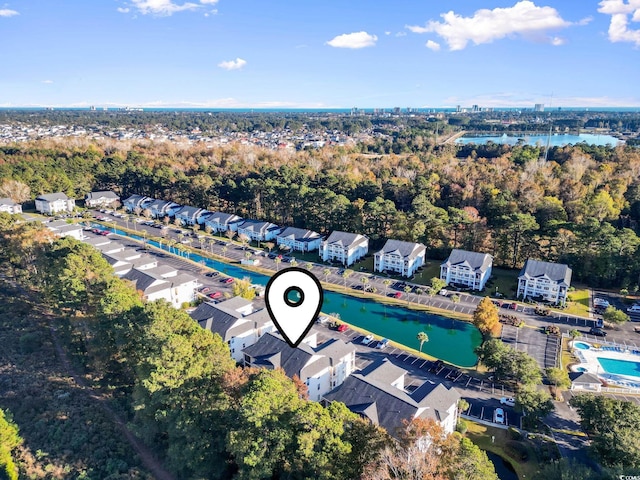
left=1, top=136, right=639, bottom=287
left=0, top=215, right=498, bottom=479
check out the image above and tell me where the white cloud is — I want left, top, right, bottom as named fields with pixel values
left=218, top=58, right=247, bottom=70
left=425, top=40, right=441, bottom=51
left=407, top=1, right=574, bottom=50
left=395, top=31, right=407, bottom=37
left=550, top=36, right=565, bottom=45
left=42, top=80, right=54, bottom=84
left=326, top=31, right=377, bottom=49
left=126, top=0, right=217, bottom=16
left=117, top=7, right=130, bottom=13
left=598, top=0, right=640, bottom=46
left=0, top=9, right=19, bottom=17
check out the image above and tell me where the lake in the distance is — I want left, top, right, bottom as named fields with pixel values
left=456, top=133, right=622, bottom=147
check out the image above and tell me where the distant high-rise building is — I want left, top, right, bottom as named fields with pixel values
left=456, top=105, right=461, bottom=113
left=472, top=104, right=479, bottom=112
left=393, top=107, right=401, bottom=115
left=534, top=103, right=545, bottom=112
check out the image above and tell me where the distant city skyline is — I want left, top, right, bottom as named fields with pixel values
left=1, top=1, right=639, bottom=108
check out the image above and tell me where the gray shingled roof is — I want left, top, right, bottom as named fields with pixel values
left=569, top=372, right=601, bottom=385
left=376, top=239, right=426, bottom=260
left=239, top=219, right=280, bottom=234
left=324, top=231, right=368, bottom=249
left=359, top=359, right=406, bottom=385
left=175, top=205, right=205, bottom=218
left=442, top=249, right=493, bottom=273
left=86, top=191, right=119, bottom=200
left=0, top=197, right=17, bottom=206
left=145, top=265, right=178, bottom=277
left=323, top=365, right=459, bottom=436
left=315, top=338, right=356, bottom=364
left=206, top=211, right=243, bottom=225
left=190, top=298, right=258, bottom=342
left=123, top=194, right=151, bottom=207
left=147, top=199, right=180, bottom=211
left=122, top=268, right=167, bottom=294
left=243, top=332, right=324, bottom=379
left=278, top=227, right=321, bottom=242
left=36, top=192, right=69, bottom=202
left=519, top=259, right=572, bottom=285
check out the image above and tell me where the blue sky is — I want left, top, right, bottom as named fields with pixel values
left=0, top=0, right=639, bottom=108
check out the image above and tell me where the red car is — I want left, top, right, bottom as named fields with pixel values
left=208, top=291, right=222, bottom=299
left=222, top=277, right=234, bottom=284
left=337, top=324, right=348, bottom=332
left=509, top=302, right=518, bottom=310
left=199, top=287, right=211, bottom=294
left=393, top=292, right=402, bottom=299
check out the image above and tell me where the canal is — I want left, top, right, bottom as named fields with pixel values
left=97, top=225, right=481, bottom=367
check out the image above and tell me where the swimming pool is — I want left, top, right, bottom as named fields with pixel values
left=573, top=342, right=591, bottom=350
left=598, top=357, right=640, bottom=377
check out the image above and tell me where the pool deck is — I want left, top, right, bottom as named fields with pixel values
left=571, top=340, right=640, bottom=388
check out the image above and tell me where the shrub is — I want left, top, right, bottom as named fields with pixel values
left=19, top=332, right=42, bottom=354
left=456, top=419, right=468, bottom=434
left=505, top=440, right=529, bottom=461
left=508, top=427, right=522, bottom=440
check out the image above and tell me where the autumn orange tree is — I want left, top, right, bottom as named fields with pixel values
left=473, top=297, right=500, bottom=336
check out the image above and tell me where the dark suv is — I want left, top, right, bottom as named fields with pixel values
left=589, top=327, right=607, bottom=337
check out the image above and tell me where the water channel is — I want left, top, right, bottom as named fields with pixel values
left=97, top=225, right=481, bottom=367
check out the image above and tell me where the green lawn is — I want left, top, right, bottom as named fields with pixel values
left=483, top=268, right=519, bottom=299
left=465, top=421, right=550, bottom=479
left=562, top=288, right=590, bottom=316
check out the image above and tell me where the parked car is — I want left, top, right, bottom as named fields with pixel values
left=494, top=408, right=505, bottom=424
left=205, top=271, right=219, bottom=277
left=439, top=289, right=449, bottom=296
left=509, top=302, right=518, bottom=310
left=336, top=323, right=348, bottom=333
left=316, top=315, right=329, bottom=324
left=595, top=318, right=604, bottom=328
left=362, top=334, right=374, bottom=345
left=393, top=292, right=402, bottom=299
left=500, top=397, right=515, bottom=407
left=492, top=300, right=503, bottom=307
left=222, top=277, right=234, bottom=284
left=594, top=298, right=610, bottom=308
left=376, top=338, right=390, bottom=350
left=589, top=327, right=607, bottom=337
left=199, top=287, right=211, bottom=294
left=627, top=305, right=640, bottom=314
left=208, top=291, right=223, bottom=299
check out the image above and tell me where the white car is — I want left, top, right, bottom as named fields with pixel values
left=494, top=408, right=505, bottom=424
left=438, top=289, right=449, bottom=296
left=627, top=305, right=640, bottom=313
left=376, top=338, right=390, bottom=350
left=362, top=334, right=374, bottom=345
left=594, top=298, right=610, bottom=308
left=500, top=397, right=515, bottom=407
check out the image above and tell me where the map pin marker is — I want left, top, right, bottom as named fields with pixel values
left=265, top=267, right=324, bottom=348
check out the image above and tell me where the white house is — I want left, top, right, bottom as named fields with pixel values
left=190, top=297, right=276, bottom=363
left=237, top=219, right=281, bottom=242
left=243, top=331, right=356, bottom=402
left=84, top=191, right=120, bottom=208
left=276, top=227, right=322, bottom=252
left=319, top=231, right=369, bottom=266
left=204, top=211, right=244, bottom=233
left=123, top=194, right=153, bottom=212
left=374, top=239, right=426, bottom=277
left=45, top=219, right=84, bottom=240
left=122, top=268, right=199, bottom=308
left=146, top=199, right=181, bottom=219
left=323, top=359, right=460, bottom=435
left=0, top=198, right=22, bottom=215
left=517, top=259, right=572, bottom=305
left=440, top=249, right=493, bottom=291
left=102, top=249, right=158, bottom=275
left=35, top=193, right=76, bottom=215
left=174, top=206, right=208, bottom=226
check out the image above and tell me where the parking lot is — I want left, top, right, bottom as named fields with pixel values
left=501, top=324, right=560, bottom=369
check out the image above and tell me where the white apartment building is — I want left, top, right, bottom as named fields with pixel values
left=35, top=192, right=76, bottom=214
left=440, top=249, right=493, bottom=291
left=374, top=239, right=426, bottom=277
left=319, top=231, right=369, bottom=266
left=517, top=259, right=572, bottom=305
